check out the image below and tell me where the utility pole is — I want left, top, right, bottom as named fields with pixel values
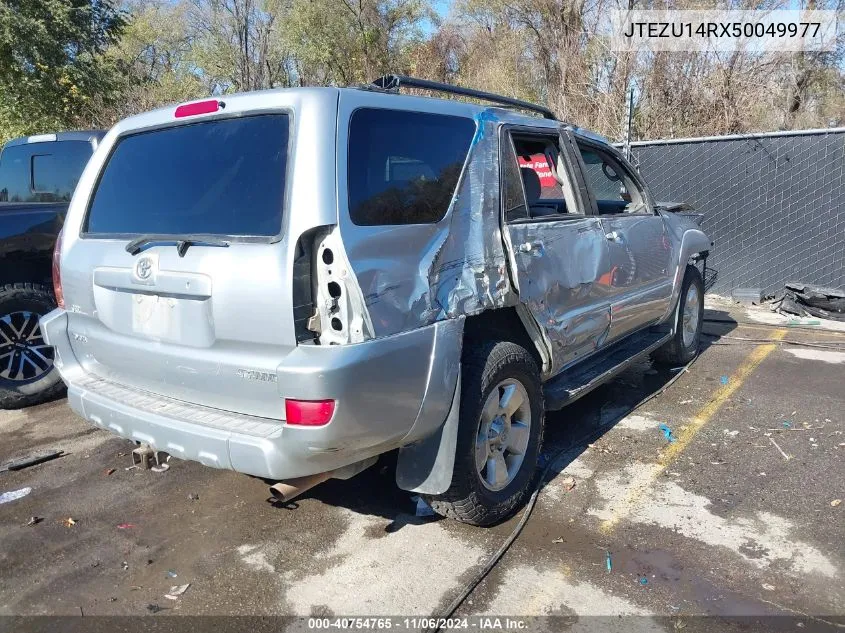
left=624, top=87, right=634, bottom=161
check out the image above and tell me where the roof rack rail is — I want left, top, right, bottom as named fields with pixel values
left=371, top=74, right=556, bottom=120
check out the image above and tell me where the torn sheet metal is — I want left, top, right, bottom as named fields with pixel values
left=340, top=111, right=516, bottom=338
left=508, top=217, right=611, bottom=374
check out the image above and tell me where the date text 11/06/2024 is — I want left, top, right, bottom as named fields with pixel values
left=307, top=618, right=529, bottom=630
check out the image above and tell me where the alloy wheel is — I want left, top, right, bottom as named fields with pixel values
left=475, top=379, right=532, bottom=491
left=0, top=311, right=54, bottom=382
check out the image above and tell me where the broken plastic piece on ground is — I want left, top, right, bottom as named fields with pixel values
left=831, top=499, right=842, bottom=507
left=658, top=424, right=676, bottom=443
left=783, top=421, right=791, bottom=428
left=639, top=576, right=648, bottom=585
left=166, top=570, right=178, bottom=578
left=117, top=523, right=135, bottom=529
left=151, top=454, right=171, bottom=473
left=165, top=583, right=190, bottom=600
left=0, top=450, right=64, bottom=473
left=0, top=487, right=32, bottom=504
left=720, top=375, right=729, bottom=385
left=188, top=493, right=199, bottom=501
left=411, top=495, right=436, bottom=517
left=787, top=319, right=821, bottom=326
left=605, top=552, right=612, bottom=572
left=26, top=516, right=42, bottom=526
left=775, top=282, right=845, bottom=322
left=768, top=436, right=790, bottom=461
left=552, top=537, right=565, bottom=543
left=122, top=561, right=129, bottom=570
left=62, top=517, right=77, bottom=527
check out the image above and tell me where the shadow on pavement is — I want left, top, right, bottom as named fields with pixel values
left=269, top=310, right=738, bottom=528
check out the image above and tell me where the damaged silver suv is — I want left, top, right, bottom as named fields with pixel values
left=42, top=76, right=710, bottom=526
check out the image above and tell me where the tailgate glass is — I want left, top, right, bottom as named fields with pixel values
left=85, top=114, right=289, bottom=238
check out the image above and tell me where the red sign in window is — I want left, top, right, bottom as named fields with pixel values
left=517, top=153, right=558, bottom=189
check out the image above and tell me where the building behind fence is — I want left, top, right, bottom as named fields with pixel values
left=629, top=128, right=845, bottom=296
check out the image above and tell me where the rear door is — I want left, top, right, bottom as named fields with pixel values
left=572, top=139, right=674, bottom=342
left=503, top=126, right=614, bottom=375
left=61, top=111, right=308, bottom=419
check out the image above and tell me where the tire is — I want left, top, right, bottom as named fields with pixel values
left=653, top=265, right=704, bottom=366
left=0, top=283, right=66, bottom=409
left=425, top=340, right=544, bottom=526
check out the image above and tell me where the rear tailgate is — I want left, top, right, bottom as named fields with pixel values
left=61, top=111, right=301, bottom=420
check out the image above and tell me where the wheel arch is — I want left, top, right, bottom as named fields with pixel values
left=395, top=307, right=549, bottom=495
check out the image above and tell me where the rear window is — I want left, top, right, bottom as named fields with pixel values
left=347, top=108, right=476, bottom=226
left=0, top=141, right=92, bottom=203
left=85, top=115, right=289, bottom=237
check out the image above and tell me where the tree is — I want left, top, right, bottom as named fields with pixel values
left=104, top=0, right=207, bottom=120
left=283, top=0, right=432, bottom=85
left=0, top=0, right=127, bottom=138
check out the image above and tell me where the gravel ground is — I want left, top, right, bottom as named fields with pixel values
left=1, top=302, right=843, bottom=632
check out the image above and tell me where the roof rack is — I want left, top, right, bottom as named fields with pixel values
left=371, top=75, right=556, bottom=120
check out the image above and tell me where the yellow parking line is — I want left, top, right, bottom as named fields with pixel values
left=599, top=328, right=787, bottom=534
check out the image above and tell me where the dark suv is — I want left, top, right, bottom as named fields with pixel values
left=0, top=130, right=104, bottom=408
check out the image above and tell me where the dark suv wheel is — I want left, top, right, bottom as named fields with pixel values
left=426, top=340, right=544, bottom=526
left=0, top=283, right=66, bottom=409
left=653, top=265, right=704, bottom=366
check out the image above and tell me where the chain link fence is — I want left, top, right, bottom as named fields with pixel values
left=629, top=128, right=845, bottom=296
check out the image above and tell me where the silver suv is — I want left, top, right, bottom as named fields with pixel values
left=42, top=76, right=710, bottom=526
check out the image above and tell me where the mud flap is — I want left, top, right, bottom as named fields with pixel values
left=395, top=376, right=461, bottom=495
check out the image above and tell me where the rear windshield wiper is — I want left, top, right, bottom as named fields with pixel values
left=126, top=235, right=231, bottom=257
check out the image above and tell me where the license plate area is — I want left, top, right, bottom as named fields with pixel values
left=122, top=291, right=213, bottom=346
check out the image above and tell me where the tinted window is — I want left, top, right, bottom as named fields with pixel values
left=577, top=144, right=647, bottom=214
left=348, top=108, right=476, bottom=226
left=86, top=115, right=288, bottom=236
left=0, top=141, right=91, bottom=203
left=502, top=136, right=528, bottom=222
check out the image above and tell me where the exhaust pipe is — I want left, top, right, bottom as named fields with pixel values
left=269, top=471, right=333, bottom=503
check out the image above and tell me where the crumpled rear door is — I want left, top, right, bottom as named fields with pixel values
left=502, top=127, right=613, bottom=376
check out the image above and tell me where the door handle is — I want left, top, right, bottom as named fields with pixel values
left=518, top=241, right=544, bottom=254
left=605, top=231, right=621, bottom=241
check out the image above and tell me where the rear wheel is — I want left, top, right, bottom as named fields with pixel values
left=0, top=283, right=66, bottom=409
left=653, top=265, right=704, bottom=366
left=426, top=340, right=544, bottom=526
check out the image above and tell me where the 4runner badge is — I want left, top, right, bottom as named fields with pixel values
left=236, top=369, right=277, bottom=383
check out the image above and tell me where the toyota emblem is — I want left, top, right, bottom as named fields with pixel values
left=135, top=257, right=153, bottom=280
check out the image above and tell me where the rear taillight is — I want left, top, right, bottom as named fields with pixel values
left=285, top=399, right=335, bottom=426
left=52, top=230, right=64, bottom=309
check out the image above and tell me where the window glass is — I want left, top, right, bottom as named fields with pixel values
left=348, top=108, right=476, bottom=226
left=30, top=141, right=93, bottom=202
left=86, top=115, right=288, bottom=236
left=577, top=144, right=648, bottom=214
left=0, top=145, right=31, bottom=203
left=502, top=136, right=528, bottom=222
left=0, top=141, right=93, bottom=203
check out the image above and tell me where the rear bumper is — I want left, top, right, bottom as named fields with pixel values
left=41, top=309, right=462, bottom=480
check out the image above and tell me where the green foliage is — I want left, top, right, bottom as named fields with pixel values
left=0, top=0, right=127, bottom=141
left=283, top=0, right=432, bottom=85
left=0, top=0, right=842, bottom=144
